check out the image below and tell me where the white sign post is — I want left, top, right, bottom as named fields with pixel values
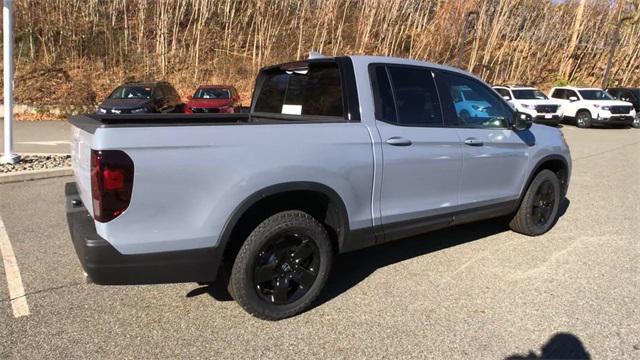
left=1, top=0, right=19, bottom=164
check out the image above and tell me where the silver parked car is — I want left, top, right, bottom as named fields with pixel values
left=67, top=55, right=571, bottom=320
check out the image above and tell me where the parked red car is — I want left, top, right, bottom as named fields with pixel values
left=184, top=85, right=241, bottom=113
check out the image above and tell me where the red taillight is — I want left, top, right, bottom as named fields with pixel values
left=91, top=150, right=134, bottom=223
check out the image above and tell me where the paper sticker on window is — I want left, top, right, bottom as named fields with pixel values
left=282, top=104, right=302, bottom=115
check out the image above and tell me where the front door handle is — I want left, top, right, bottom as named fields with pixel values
left=386, top=137, right=412, bottom=146
left=464, top=137, right=484, bottom=146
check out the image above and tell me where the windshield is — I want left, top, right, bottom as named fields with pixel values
left=578, top=90, right=613, bottom=100
left=512, top=89, right=548, bottom=100
left=108, top=86, right=153, bottom=99
left=193, top=88, right=230, bottom=99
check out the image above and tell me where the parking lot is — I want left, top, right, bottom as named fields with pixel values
left=1, top=125, right=638, bottom=359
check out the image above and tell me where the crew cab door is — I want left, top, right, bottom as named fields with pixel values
left=433, top=70, right=529, bottom=208
left=370, top=64, right=462, bottom=242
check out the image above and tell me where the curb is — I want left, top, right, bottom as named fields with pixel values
left=0, top=167, right=73, bottom=184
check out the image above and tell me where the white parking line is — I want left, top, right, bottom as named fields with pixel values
left=0, top=215, right=30, bottom=317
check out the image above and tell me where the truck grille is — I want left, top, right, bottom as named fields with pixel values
left=191, top=107, right=220, bottom=113
left=609, top=106, right=633, bottom=114
left=535, top=105, right=559, bottom=113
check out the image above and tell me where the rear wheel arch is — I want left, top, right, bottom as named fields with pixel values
left=218, top=182, right=349, bottom=276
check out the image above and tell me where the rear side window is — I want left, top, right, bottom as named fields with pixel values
left=370, top=65, right=443, bottom=127
left=253, top=62, right=344, bottom=118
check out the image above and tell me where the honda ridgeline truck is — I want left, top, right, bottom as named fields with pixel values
left=67, top=55, right=571, bottom=320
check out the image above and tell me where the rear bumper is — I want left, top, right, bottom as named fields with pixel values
left=65, top=182, right=221, bottom=285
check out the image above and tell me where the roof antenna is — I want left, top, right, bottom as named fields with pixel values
left=308, top=51, right=328, bottom=60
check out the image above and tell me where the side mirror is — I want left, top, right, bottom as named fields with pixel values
left=513, top=111, right=533, bottom=131
left=187, top=95, right=193, bottom=100
left=503, top=96, right=511, bottom=101
left=569, top=96, right=578, bottom=102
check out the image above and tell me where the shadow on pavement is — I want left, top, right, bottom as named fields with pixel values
left=188, top=198, right=571, bottom=309
left=505, top=332, right=591, bottom=359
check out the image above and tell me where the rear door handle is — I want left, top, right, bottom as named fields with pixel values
left=386, top=137, right=412, bottom=146
left=464, top=137, right=484, bottom=146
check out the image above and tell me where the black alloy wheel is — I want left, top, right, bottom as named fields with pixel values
left=230, top=210, right=333, bottom=320
left=509, top=169, right=561, bottom=236
left=531, top=179, right=556, bottom=227
left=253, top=232, right=320, bottom=305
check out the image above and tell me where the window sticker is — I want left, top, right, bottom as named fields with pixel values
left=281, top=104, right=302, bottom=115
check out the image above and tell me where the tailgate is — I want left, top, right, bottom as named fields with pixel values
left=70, top=125, right=94, bottom=216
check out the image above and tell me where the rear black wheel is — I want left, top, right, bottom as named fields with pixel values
left=510, top=169, right=561, bottom=236
left=229, top=210, right=333, bottom=320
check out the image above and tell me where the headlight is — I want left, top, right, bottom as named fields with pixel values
left=97, top=107, right=107, bottom=114
left=471, top=105, right=487, bottom=112
left=601, top=106, right=610, bottom=111
left=130, top=107, right=148, bottom=114
left=520, top=103, right=534, bottom=110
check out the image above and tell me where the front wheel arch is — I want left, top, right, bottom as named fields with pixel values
left=519, top=155, right=569, bottom=204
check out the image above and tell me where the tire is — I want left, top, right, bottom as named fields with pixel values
left=509, top=169, right=561, bottom=236
left=575, top=110, right=592, bottom=128
left=632, top=116, right=640, bottom=129
left=229, top=210, right=333, bottom=320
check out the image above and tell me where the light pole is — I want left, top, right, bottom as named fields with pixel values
left=602, top=16, right=632, bottom=89
left=1, top=0, right=19, bottom=164
left=456, top=11, right=479, bottom=69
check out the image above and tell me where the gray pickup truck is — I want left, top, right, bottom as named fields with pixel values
left=66, top=55, right=571, bottom=320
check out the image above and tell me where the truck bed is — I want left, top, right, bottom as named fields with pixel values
left=69, top=113, right=251, bottom=133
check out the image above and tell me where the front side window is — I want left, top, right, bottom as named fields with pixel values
left=437, top=72, right=511, bottom=129
left=578, top=90, right=613, bottom=101
left=551, top=89, right=566, bottom=99
left=512, top=89, right=548, bottom=100
left=565, top=90, right=579, bottom=100
left=254, top=62, right=344, bottom=117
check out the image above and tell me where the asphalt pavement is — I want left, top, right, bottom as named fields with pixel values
left=0, top=125, right=639, bottom=359
left=0, top=119, right=70, bottom=154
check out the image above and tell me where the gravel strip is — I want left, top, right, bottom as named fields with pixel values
left=0, top=155, right=71, bottom=173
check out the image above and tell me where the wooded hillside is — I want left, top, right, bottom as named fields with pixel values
left=5, top=0, right=640, bottom=106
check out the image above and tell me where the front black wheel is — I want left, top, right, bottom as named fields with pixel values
left=632, top=116, right=640, bottom=129
left=575, top=110, right=592, bottom=128
left=229, top=210, right=333, bottom=320
left=510, top=169, right=561, bottom=236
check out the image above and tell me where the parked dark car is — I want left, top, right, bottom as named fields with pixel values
left=184, top=85, right=241, bottom=113
left=606, top=87, right=640, bottom=128
left=97, top=81, right=182, bottom=114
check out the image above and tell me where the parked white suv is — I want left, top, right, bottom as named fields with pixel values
left=494, top=85, right=562, bottom=126
left=549, top=86, right=636, bottom=128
